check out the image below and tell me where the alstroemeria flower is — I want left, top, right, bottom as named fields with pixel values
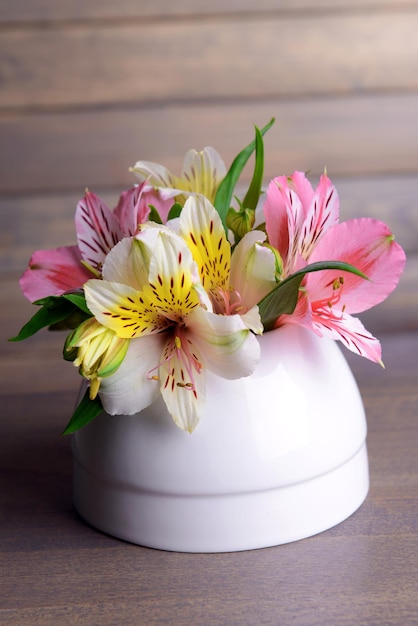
left=64, top=317, right=129, bottom=400
left=114, top=183, right=174, bottom=231
left=179, top=195, right=277, bottom=333
left=131, top=146, right=227, bottom=204
left=263, top=172, right=406, bottom=362
left=84, top=226, right=260, bottom=431
left=20, top=184, right=172, bottom=302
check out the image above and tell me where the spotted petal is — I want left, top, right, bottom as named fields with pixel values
left=179, top=194, right=231, bottom=293
left=113, top=183, right=151, bottom=236
left=146, top=229, right=202, bottom=320
left=307, top=218, right=407, bottom=314
left=84, top=278, right=171, bottom=339
left=299, top=173, right=340, bottom=259
left=312, top=310, right=382, bottom=364
left=85, top=227, right=203, bottom=338
left=159, top=335, right=206, bottom=432
left=76, top=191, right=122, bottom=271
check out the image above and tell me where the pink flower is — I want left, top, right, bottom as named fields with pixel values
left=263, top=172, right=406, bottom=362
left=20, top=184, right=172, bottom=302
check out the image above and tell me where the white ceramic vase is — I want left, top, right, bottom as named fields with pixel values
left=72, top=324, right=369, bottom=552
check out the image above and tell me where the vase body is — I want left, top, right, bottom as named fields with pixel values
left=72, top=324, right=369, bottom=552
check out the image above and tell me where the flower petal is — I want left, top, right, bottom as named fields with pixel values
left=84, top=278, right=170, bottom=339
left=287, top=170, right=314, bottom=213
left=146, top=229, right=201, bottom=319
left=181, top=147, right=226, bottom=202
left=187, top=306, right=261, bottom=379
left=159, top=335, right=205, bottom=432
left=65, top=318, right=129, bottom=399
left=180, top=194, right=230, bottom=293
left=312, top=310, right=382, bottom=364
left=230, top=230, right=277, bottom=308
left=130, top=160, right=178, bottom=189
left=141, top=184, right=177, bottom=223
left=299, top=173, right=340, bottom=259
left=99, top=334, right=162, bottom=415
left=102, top=236, right=152, bottom=290
left=113, top=184, right=150, bottom=236
left=19, top=245, right=93, bottom=302
left=307, top=218, right=407, bottom=313
left=114, top=184, right=175, bottom=232
left=263, top=176, right=304, bottom=272
left=75, top=191, right=123, bottom=271
left=132, top=147, right=226, bottom=203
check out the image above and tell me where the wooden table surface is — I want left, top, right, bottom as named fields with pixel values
left=1, top=329, right=417, bottom=625
left=1, top=1, right=418, bottom=624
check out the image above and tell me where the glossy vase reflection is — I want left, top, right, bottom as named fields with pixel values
left=72, top=324, right=369, bottom=552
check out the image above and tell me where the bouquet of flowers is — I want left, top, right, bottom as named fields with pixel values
left=12, top=120, right=406, bottom=433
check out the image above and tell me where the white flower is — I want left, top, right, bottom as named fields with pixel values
left=84, top=226, right=260, bottom=432
left=131, top=147, right=226, bottom=204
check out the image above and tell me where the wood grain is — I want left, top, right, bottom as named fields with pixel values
left=2, top=94, right=418, bottom=195
left=2, top=12, right=418, bottom=110
left=1, top=0, right=418, bottom=22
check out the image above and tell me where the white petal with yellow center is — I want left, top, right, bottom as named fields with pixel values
left=179, top=195, right=230, bottom=294
left=131, top=147, right=226, bottom=204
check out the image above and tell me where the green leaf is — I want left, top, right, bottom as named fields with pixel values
left=258, top=261, right=368, bottom=332
left=9, top=293, right=92, bottom=341
left=167, top=202, right=183, bottom=220
left=62, top=387, right=103, bottom=435
left=9, top=296, right=76, bottom=341
left=214, top=117, right=275, bottom=230
left=148, top=205, right=163, bottom=224
left=242, top=125, right=265, bottom=213
left=62, top=292, right=91, bottom=315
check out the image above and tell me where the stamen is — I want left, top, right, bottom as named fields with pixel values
left=315, top=275, right=346, bottom=321
left=80, top=259, right=101, bottom=278
left=211, top=286, right=249, bottom=316
left=146, top=328, right=203, bottom=393
left=173, top=328, right=203, bottom=392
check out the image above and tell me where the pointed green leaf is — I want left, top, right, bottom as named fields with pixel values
left=242, top=125, right=265, bottom=212
left=62, top=292, right=91, bottom=315
left=62, top=387, right=103, bottom=435
left=167, top=202, right=183, bottom=220
left=9, top=294, right=92, bottom=341
left=258, top=261, right=368, bottom=331
left=9, top=296, right=76, bottom=341
left=214, top=117, right=275, bottom=230
left=148, top=205, right=163, bottom=224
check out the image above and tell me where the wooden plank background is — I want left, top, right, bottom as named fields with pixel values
left=1, top=0, right=417, bottom=350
